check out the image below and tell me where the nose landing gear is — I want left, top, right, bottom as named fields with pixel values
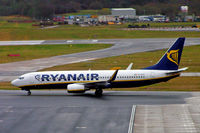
left=24, top=89, right=31, bottom=96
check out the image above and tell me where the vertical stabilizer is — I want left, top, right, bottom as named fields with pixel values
left=144, top=37, right=185, bottom=70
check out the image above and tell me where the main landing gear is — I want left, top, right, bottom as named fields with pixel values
left=95, top=88, right=103, bottom=97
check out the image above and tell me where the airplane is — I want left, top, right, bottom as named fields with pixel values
left=11, top=37, right=187, bottom=96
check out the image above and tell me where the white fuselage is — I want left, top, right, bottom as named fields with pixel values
left=11, top=69, right=179, bottom=90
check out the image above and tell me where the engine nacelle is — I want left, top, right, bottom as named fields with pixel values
left=67, top=84, right=86, bottom=93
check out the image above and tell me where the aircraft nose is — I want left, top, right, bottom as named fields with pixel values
left=11, top=79, right=19, bottom=86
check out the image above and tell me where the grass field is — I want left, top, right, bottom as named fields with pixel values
left=0, top=15, right=32, bottom=21
left=0, top=82, right=19, bottom=90
left=0, top=21, right=200, bottom=41
left=0, top=44, right=112, bottom=64
left=1, top=45, right=199, bottom=91
left=42, top=45, right=200, bottom=72
left=131, top=22, right=200, bottom=28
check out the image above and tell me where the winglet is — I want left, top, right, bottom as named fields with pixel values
left=110, top=67, right=121, bottom=70
left=108, top=69, right=119, bottom=82
left=126, top=63, right=133, bottom=70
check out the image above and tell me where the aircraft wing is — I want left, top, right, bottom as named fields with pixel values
left=78, top=69, right=119, bottom=88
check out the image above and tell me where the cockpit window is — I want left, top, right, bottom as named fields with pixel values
left=19, top=77, right=24, bottom=80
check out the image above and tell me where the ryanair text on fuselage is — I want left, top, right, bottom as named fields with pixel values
left=35, top=73, right=99, bottom=82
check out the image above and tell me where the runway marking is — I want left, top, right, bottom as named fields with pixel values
left=181, top=72, right=200, bottom=77
left=5, top=110, right=13, bottom=113
left=0, top=40, right=45, bottom=45
left=67, top=40, right=73, bottom=43
left=181, top=105, right=198, bottom=133
left=128, top=105, right=136, bottom=133
left=67, top=58, right=97, bottom=64
left=92, top=40, right=98, bottom=42
left=76, top=127, right=87, bottom=129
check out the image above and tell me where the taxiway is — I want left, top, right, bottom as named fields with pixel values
left=0, top=90, right=200, bottom=133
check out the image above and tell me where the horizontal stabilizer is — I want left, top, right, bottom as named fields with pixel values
left=166, top=67, right=188, bottom=74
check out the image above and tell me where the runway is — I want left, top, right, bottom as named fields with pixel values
left=0, top=38, right=200, bottom=81
left=0, top=90, right=200, bottom=133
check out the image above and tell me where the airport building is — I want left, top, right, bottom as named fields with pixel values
left=111, top=8, right=137, bottom=23
left=111, top=8, right=136, bottom=17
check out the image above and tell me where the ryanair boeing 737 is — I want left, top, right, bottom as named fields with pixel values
left=11, top=38, right=187, bottom=96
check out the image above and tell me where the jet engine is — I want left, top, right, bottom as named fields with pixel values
left=67, top=84, right=86, bottom=93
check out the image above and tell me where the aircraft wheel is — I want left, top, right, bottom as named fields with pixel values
left=95, top=89, right=103, bottom=97
left=27, top=90, right=31, bottom=96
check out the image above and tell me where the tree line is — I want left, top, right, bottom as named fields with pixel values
left=0, top=0, right=199, bottom=19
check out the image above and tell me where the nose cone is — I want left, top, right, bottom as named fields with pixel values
left=11, top=79, right=19, bottom=86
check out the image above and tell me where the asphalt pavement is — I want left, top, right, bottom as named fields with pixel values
left=0, top=90, right=200, bottom=133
